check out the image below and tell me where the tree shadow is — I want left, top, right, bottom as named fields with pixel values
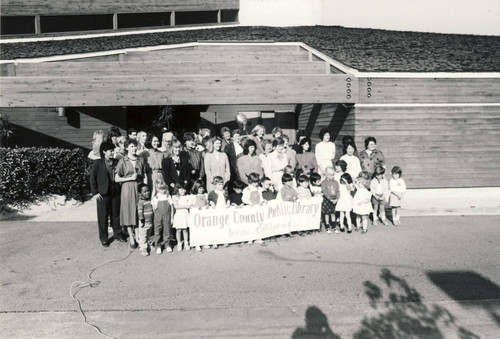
left=291, top=306, right=341, bottom=339
left=427, top=271, right=500, bottom=327
left=354, top=269, right=480, bottom=339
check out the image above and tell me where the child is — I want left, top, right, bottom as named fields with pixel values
left=389, top=166, right=406, bottom=226
left=334, top=160, right=347, bottom=184
left=336, top=173, right=354, bottom=233
left=283, top=165, right=297, bottom=188
left=137, top=183, right=154, bottom=256
left=280, top=173, right=298, bottom=202
left=261, top=176, right=277, bottom=201
left=207, top=176, right=230, bottom=249
left=191, top=179, right=209, bottom=209
left=321, top=167, right=339, bottom=233
left=310, top=172, right=323, bottom=197
left=151, top=180, right=174, bottom=254
left=172, top=182, right=192, bottom=251
left=229, top=179, right=245, bottom=207
left=296, top=175, right=312, bottom=199
left=353, top=177, right=372, bottom=234
left=242, top=173, right=264, bottom=244
left=371, top=166, right=390, bottom=226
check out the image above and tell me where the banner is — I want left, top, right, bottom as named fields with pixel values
left=189, top=197, right=322, bottom=246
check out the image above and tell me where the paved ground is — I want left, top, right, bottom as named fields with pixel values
left=1, top=215, right=500, bottom=338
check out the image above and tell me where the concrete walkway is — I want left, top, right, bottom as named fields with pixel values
left=3, top=187, right=499, bottom=222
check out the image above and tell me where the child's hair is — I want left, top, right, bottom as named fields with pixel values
left=271, top=127, right=282, bottom=137
left=232, top=179, right=246, bottom=190
left=191, top=179, right=206, bottom=194
left=155, top=178, right=168, bottom=189
left=358, top=170, right=371, bottom=181
left=212, top=176, right=224, bottom=185
left=284, top=165, right=294, bottom=175
left=281, top=134, right=290, bottom=143
left=373, top=166, right=386, bottom=178
left=297, top=175, right=310, bottom=184
left=247, top=172, right=261, bottom=184
left=282, top=173, right=294, bottom=184
left=272, top=136, right=285, bottom=148
left=324, top=167, right=335, bottom=176
left=261, top=176, right=271, bottom=185
left=310, top=173, right=322, bottom=185
left=358, top=178, right=370, bottom=189
left=391, top=166, right=403, bottom=176
left=174, top=182, right=189, bottom=195
left=261, top=138, right=273, bottom=149
left=340, top=173, right=353, bottom=185
left=138, top=183, right=149, bottom=194
left=295, top=168, right=305, bottom=181
left=335, top=159, right=348, bottom=172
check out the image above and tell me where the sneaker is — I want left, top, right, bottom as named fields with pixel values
left=223, top=243, right=229, bottom=247
left=140, top=249, right=149, bottom=256
left=247, top=240, right=253, bottom=245
left=361, top=229, right=368, bottom=234
left=334, top=228, right=340, bottom=234
left=196, top=246, right=202, bottom=252
left=327, top=229, right=332, bottom=234
left=213, top=244, right=218, bottom=249
left=156, top=247, right=162, bottom=255
left=177, top=244, right=183, bottom=252
left=203, top=245, right=211, bottom=249
left=185, top=243, right=191, bottom=251
left=255, top=239, right=264, bottom=244
left=166, top=246, right=173, bottom=253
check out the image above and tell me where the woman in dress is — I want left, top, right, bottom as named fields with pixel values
left=115, top=138, right=147, bottom=249
left=237, top=139, right=263, bottom=185
left=295, top=136, right=317, bottom=175
left=145, top=134, right=168, bottom=195
left=359, top=136, right=385, bottom=178
left=315, top=128, right=336, bottom=176
left=204, top=137, right=231, bottom=192
left=162, top=140, right=192, bottom=195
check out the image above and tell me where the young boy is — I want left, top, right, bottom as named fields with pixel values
left=261, top=176, right=277, bottom=201
left=280, top=173, right=298, bottom=202
left=127, top=128, right=137, bottom=140
left=242, top=173, right=263, bottom=206
left=229, top=179, right=246, bottom=207
left=321, top=167, right=340, bottom=234
left=137, top=183, right=154, bottom=256
left=296, top=175, right=312, bottom=199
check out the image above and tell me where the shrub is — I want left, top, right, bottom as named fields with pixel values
left=0, top=147, right=90, bottom=210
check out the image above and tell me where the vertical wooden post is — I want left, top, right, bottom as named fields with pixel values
left=217, top=10, right=222, bottom=23
left=308, top=51, right=313, bottom=62
left=119, top=53, right=126, bottom=63
left=170, top=11, right=175, bottom=26
left=113, top=13, right=118, bottom=30
left=35, top=15, right=41, bottom=34
left=325, top=62, right=331, bottom=74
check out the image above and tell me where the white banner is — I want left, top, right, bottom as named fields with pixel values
left=189, top=197, right=322, bottom=246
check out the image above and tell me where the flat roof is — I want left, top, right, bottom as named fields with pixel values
left=1, top=26, right=500, bottom=72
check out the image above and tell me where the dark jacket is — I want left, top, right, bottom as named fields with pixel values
left=90, top=158, right=118, bottom=196
left=162, top=155, right=193, bottom=192
left=224, top=142, right=242, bottom=181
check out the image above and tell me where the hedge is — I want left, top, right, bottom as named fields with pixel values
left=0, top=147, right=90, bottom=209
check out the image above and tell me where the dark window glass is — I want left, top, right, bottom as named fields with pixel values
left=1, top=16, right=36, bottom=35
left=118, top=12, right=171, bottom=29
left=41, top=14, right=113, bottom=33
left=221, top=10, right=238, bottom=23
left=175, top=11, right=218, bottom=25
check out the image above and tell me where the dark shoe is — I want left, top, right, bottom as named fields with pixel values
left=115, top=235, right=127, bottom=243
left=101, top=241, right=109, bottom=247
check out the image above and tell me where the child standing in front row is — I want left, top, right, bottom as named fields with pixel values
left=190, top=179, right=208, bottom=252
left=242, top=173, right=264, bottom=244
left=229, top=179, right=245, bottom=207
left=172, top=182, right=191, bottom=251
left=310, top=173, right=323, bottom=197
left=321, top=167, right=339, bottom=234
left=389, top=166, right=406, bottom=226
left=353, top=177, right=372, bottom=234
left=137, top=183, right=154, bottom=256
left=261, top=176, right=277, bottom=201
left=336, top=173, right=354, bottom=233
left=370, top=166, right=390, bottom=226
left=296, top=175, right=312, bottom=199
left=151, top=180, right=174, bottom=254
left=207, top=176, right=230, bottom=249
left=280, top=173, right=298, bottom=202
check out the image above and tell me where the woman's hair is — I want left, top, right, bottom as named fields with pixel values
left=296, top=129, right=307, bottom=142
left=191, top=179, right=206, bottom=194
left=183, top=131, right=196, bottom=143
left=124, top=138, right=138, bottom=150
left=319, top=128, right=331, bottom=141
left=232, top=179, right=246, bottom=190
left=171, top=139, right=182, bottom=149
left=243, top=139, right=257, bottom=155
left=335, top=159, right=348, bottom=172
left=261, top=138, right=273, bottom=149
left=373, top=166, right=386, bottom=178
left=310, top=172, right=322, bottom=185
left=212, top=176, right=224, bottom=185
left=297, top=174, right=310, bottom=184
left=144, top=133, right=159, bottom=150
left=340, top=173, right=353, bottom=185
left=251, top=124, right=266, bottom=137
left=298, top=136, right=312, bottom=154
left=247, top=172, right=261, bottom=184
left=99, top=141, right=115, bottom=158
left=116, top=136, right=126, bottom=146
left=342, top=136, right=355, bottom=148
left=271, top=127, right=282, bottom=136
left=272, top=136, right=285, bottom=148
left=127, top=128, right=137, bottom=136
left=364, top=136, right=377, bottom=149
left=174, top=182, right=189, bottom=195
left=220, top=126, right=231, bottom=136
left=211, top=136, right=223, bottom=151
left=391, top=166, right=403, bottom=176
left=137, top=131, right=147, bottom=144
left=199, top=128, right=211, bottom=138
left=282, top=173, right=294, bottom=184
left=92, top=130, right=104, bottom=152
left=343, top=140, right=358, bottom=155
left=107, top=126, right=121, bottom=142
left=231, top=129, right=241, bottom=137
left=281, top=134, right=290, bottom=143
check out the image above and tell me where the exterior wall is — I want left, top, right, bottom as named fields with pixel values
left=297, top=103, right=500, bottom=189
left=0, top=107, right=127, bottom=150
left=240, top=0, right=500, bottom=36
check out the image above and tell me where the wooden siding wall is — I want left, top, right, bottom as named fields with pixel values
left=298, top=103, right=500, bottom=188
left=1, top=0, right=239, bottom=16
left=0, top=107, right=127, bottom=150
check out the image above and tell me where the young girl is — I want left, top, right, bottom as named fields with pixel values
left=242, top=173, right=264, bottom=244
left=371, top=166, right=390, bottom=226
left=172, top=182, right=192, bottom=251
left=280, top=173, right=298, bottom=202
left=334, top=160, right=347, bottom=184
left=336, top=173, right=354, bottom=233
left=284, top=165, right=297, bottom=188
left=389, top=166, right=406, bottom=226
left=320, top=167, right=339, bottom=234
left=353, top=177, right=372, bottom=234
left=191, top=179, right=209, bottom=209
left=229, top=179, right=245, bottom=207
left=309, top=173, right=323, bottom=197
left=296, top=175, right=312, bottom=199
left=151, top=180, right=174, bottom=254
left=261, top=176, right=277, bottom=201
left=207, top=176, right=230, bottom=249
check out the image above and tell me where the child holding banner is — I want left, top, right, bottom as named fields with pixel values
left=296, top=175, right=312, bottom=199
left=191, top=179, right=209, bottom=209
left=321, top=167, right=339, bottom=234
left=207, top=176, right=230, bottom=249
left=229, top=179, right=245, bottom=207
left=261, top=177, right=277, bottom=201
left=242, top=173, right=265, bottom=244
left=280, top=174, right=298, bottom=202
left=172, top=182, right=192, bottom=251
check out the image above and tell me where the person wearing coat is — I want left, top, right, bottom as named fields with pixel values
left=162, top=140, right=193, bottom=195
left=204, top=137, right=231, bottom=192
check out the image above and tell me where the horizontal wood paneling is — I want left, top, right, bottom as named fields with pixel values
left=1, top=0, right=239, bottom=16
left=13, top=61, right=328, bottom=76
left=125, top=50, right=311, bottom=62
left=358, top=77, right=500, bottom=104
left=0, top=74, right=357, bottom=106
left=0, top=106, right=127, bottom=149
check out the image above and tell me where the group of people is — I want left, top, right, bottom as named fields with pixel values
left=89, top=124, right=406, bottom=256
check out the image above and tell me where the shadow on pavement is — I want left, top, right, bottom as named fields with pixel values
left=291, top=306, right=341, bottom=339
left=353, top=268, right=480, bottom=339
left=427, top=270, right=500, bottom=327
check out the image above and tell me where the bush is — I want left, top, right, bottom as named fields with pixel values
left=0, top=147, right=90, bottom=210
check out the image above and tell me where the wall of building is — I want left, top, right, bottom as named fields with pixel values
left=240, top=0, right=500, bottom=36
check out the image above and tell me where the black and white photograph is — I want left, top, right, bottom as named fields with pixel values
left=1, top=0, right=500, bottom=338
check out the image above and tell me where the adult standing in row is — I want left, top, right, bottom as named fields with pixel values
left=145, top=134, right=168, bottom=194
left=162, top=140, right=192, bottom=195
left=115, top=139, right=147, bottom=249
left=296, top=137, right=317, bottom=175
left=225, top=129, right=243, bottom=181
left=205, top=137, right=231, bottom=192
left=359, top=136, right=385, bottom=178
left=267, top=137, right=288, bottom=189
left=251, top=124, right=266, bottom=155
left=259, top=139, right=274, bottom=177
left=340, top=140, right=362, bottom=179
left=182, top=132, right=204, bottom=182
left=237, top=139, right=263, bottom=185
left=315, top=128, right=336, bottom=176
left=220, top=127, right=232, bottom=152
left=158, top=130, right=175, bottom=157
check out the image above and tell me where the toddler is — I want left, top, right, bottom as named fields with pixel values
left=353, top=177, right=372, bottom=234
left=191, top=179, right=209, bottom=209
left=321, top=167, right=339, bottom=234
left=151, top=180, right=174, bottom=254
left=261, top=176, right=277, bottom=201
left=137, top=183, right=154, bottom=256
left=370, top=166, right=389, bottom=226
left=336, top=173, right=354, bottom=233
left=280, top=173, right=298, bottom=202
left=172, top=182, right=192, bottom=251
left=229, top=179, right=245, bottom=207
left=242, top=173, right=264, bottom=244
left=334, top=160, right=347, bottom=184
left=389, top=166, right=406, bottom=226
left=309, top=172, right=323, bottom=197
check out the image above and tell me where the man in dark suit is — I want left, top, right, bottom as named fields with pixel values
left=90, top=141, right=125, bottom=247
left=224, top=129, right=244, bottom=182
